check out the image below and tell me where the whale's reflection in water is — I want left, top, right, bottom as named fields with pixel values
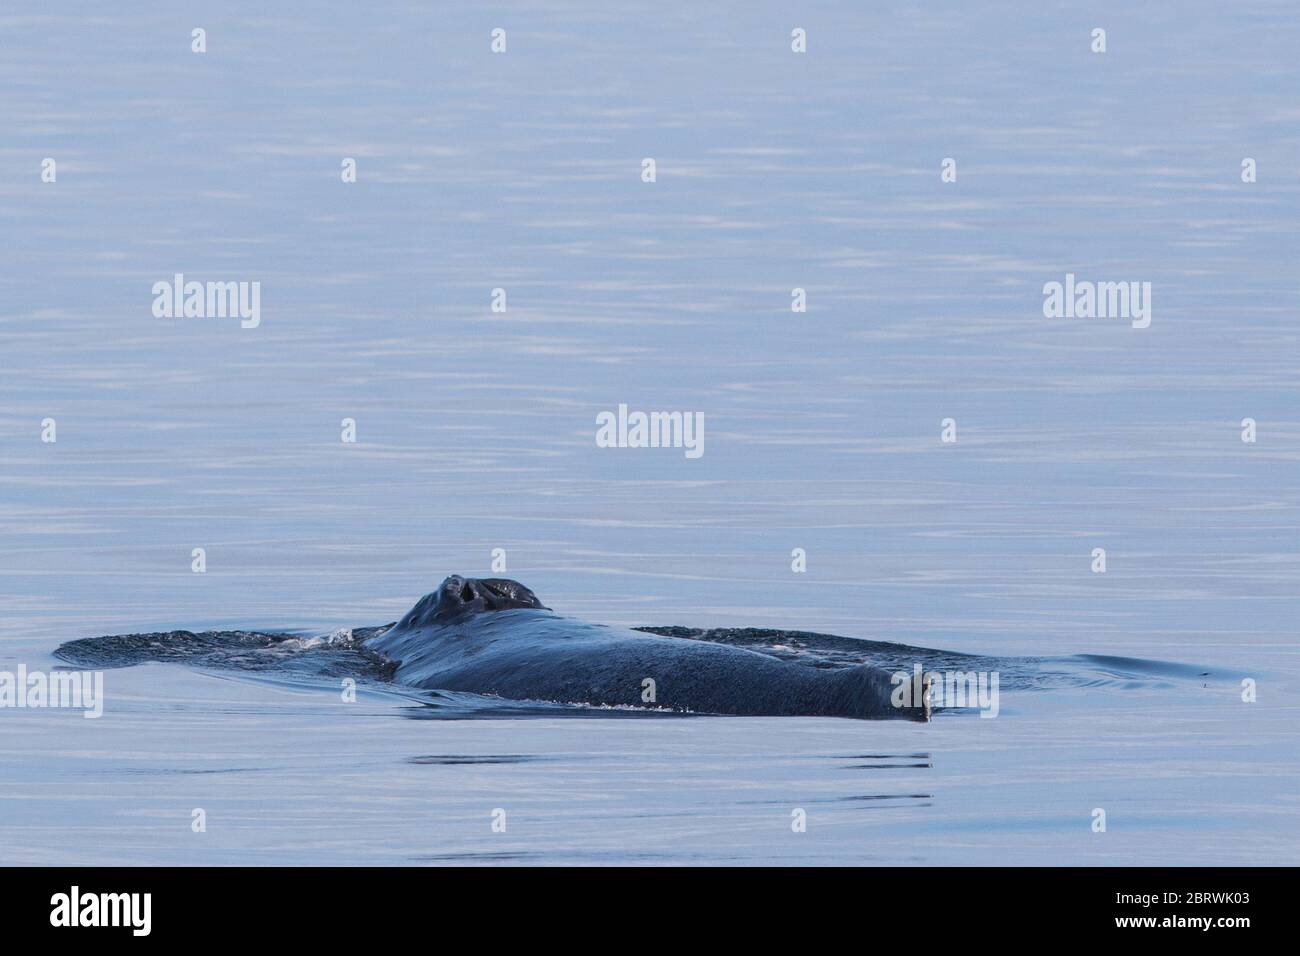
left=407, top=754, right=544, bottom=765
left=400, top=749, right=939, bottom=864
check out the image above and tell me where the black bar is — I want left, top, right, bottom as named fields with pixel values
left=1, top=866, right=1280, bottom=941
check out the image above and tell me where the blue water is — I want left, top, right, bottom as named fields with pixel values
left=1, top=1, right=1297, bottom=864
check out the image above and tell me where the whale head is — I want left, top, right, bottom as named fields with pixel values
left=394, top=575, right=548, bottom=629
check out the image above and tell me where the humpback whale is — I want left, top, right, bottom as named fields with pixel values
left=363, top=575, right=927, bottom=720
left=52, top=575, right=1220, bottom=721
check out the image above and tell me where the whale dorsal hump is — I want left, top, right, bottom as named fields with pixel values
left=396, top=575, right=548, bottom=629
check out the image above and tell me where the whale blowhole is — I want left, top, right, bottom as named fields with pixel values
left=395, top=575, right=549, bottom=630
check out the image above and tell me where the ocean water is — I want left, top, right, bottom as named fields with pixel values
left=1, top=1, right=1297, bottom=865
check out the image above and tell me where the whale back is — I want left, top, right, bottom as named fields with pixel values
left=365, top=584, right=918, bottom=718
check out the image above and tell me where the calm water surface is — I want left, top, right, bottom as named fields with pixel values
left=1, top=2, right=1297, bottom=864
